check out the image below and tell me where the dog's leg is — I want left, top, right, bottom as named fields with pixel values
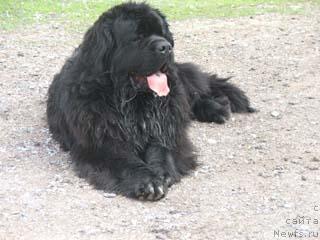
left=143, top=145, right=180, bottom=187
left=208, top=75, right=256, bottom=114
left=143, top=138, right=197, bottom=189
left=176, top=63, right=255, bottom=123
left=191, top=92, right=231, bottom=124
left=192, top=76, right=256, bottom=123
left=72, top=142, right=171, bottom=201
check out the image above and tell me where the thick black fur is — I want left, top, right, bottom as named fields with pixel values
left=47, top=2, right=254, bottom=201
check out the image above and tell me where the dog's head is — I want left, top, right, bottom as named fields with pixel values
left=80, top=3, right=175, bottom=96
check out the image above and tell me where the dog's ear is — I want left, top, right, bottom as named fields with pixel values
left=155, top=10, right=174, bottom=47
left=163, top=23, right=174, bottom=47
left=165, top=25, right=174, bottom=47
left=80, top=17, right=114, bottom=72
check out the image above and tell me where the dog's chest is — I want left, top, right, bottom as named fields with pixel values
left=121, top=97, right=181, bottom=150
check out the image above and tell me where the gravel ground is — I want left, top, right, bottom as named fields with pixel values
left=1, top=12, right=320, bottom=240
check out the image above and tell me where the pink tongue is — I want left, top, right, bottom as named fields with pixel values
left=147, top=71, right=170, bottom=97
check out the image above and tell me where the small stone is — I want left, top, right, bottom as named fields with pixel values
left=288, top=101, right=298, bottom=105
left=269, top=197, right=277, bottom=202
left=207, top=138, right=217, bottom=144
left=283, top=203, right=292, bottom=209
left=103, top=193, right=116, bottom=198
left=17, top=52, right=24, bottom=57
left=306, top=166, right=319, bottom=171
left=311, top=157, right=320, bottom=162
left=271, top=111, right=281, bottom=118
left=169, top=210, right=180, bottom=215
left=301, top=176, right=307, bottom=181
left=258, top=172, right=271, bottom=178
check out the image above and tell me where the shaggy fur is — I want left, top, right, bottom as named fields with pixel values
left=47, top=2, right=254, bottom=201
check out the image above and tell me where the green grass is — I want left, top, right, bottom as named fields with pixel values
left=0, top=0, right=319, bottom=30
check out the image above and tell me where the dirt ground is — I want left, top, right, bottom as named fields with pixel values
left=1, top=11, right=320, bottom=240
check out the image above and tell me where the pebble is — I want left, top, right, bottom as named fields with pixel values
left=305, top=166, right=319, bottom=171
left=103, top=193, right=117, bottom=198
left=271, top=111, right=281, bottom=118
left=258, top=172, right=271, bottom=178
left=269, top=197, right=277, bottom=202
left=280, top=203, right=292, bottom=209
left=207, top=138, right=217, bottom=144
left=78, top=227, right=100, bottom=236
left=0, top=104, right=10, bottom=119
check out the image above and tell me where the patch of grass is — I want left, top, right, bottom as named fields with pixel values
left=0, top=0, right=319, bottom=30
left=151, top=0, right=318, bottom=19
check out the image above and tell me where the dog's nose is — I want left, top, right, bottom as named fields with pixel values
left=156, top=41, right=172, bottom=55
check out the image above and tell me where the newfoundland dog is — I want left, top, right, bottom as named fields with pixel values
left=47, top=2, right=254, bottom=201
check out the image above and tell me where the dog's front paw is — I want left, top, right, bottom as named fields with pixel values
left=133, top=175, right=170, bottom=201
left=118, top=169, right=170, bottom=201
left=135, top=177, right=168, bottom=201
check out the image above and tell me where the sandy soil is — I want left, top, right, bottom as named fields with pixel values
left=0, top=12, right=320, bottom=240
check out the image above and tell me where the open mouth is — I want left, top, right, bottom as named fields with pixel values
left=130, top=63, right=170, bottom=97
left=131, top=63, right=168, bottom=81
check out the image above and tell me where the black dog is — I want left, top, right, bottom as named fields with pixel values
left=47, top=2, right=254, bottom=201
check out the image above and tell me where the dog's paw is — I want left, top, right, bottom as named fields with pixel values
left=133, top=175, right=170, bottom=201
left=117, top=167, right=171, bottom=201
